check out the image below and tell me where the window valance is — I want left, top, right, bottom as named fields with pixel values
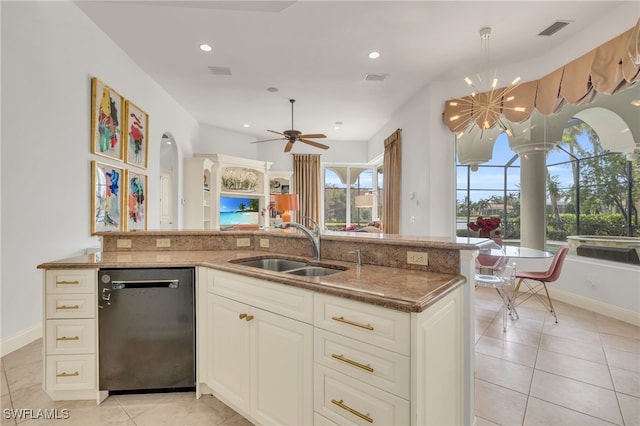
left=443, top=18, right=640, bottom=133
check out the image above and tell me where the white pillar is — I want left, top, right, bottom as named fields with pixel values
left=517, top=148, right=548, bottom=250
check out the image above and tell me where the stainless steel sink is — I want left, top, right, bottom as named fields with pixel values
left=231, top=257, right=345, bottom=277
left=233, top=258, right=308, bottom=272
left=285, top=266, right=342, bottom=277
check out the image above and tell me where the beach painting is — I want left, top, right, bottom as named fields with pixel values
left=220, top=196, right=259, bottom=226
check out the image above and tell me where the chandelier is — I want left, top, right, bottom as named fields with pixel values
left=447, top=27, right=526, bottom=137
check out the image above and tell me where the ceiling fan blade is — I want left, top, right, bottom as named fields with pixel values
left=251, top=137, right=285, bottom=144
left=284, top=140, right=294, bottom=152
left=299, top=138, right=329, bottom=150
left=267, top=129, right=285, bottom=136
left=298, top=133, right=326, bottom=139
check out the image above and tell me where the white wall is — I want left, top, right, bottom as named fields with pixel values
left=0, top=1, right=199, bottom=349
left=197, top=123, right=258, bottom=158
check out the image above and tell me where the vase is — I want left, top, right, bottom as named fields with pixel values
left=479, top=231, right=491, bottom=238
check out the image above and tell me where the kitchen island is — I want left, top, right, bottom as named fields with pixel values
left=38, top=230, right=482, bottom=425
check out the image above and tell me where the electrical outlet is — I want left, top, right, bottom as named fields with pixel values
left=236, top=238, right=251, bottom=247
left=156, top=238, right=171, bottom=248
left=260, top=238, right=270, bottom=248
left=116, top=239, right=131, bottom=248
left=407, top=251, right=428, bottom=266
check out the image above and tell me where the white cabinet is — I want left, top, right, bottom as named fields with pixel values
left=313, top=293, right=411, bottom=424
left=187, top=154, right=272, bottom=230
left=412, top=285, right=464, bottom=426
left=184, top=157, right=214, bottom=229
left=203, top=269, right=313, bottom=426
left=43, top=269, right=98, bottom=401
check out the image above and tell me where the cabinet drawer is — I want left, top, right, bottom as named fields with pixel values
left=314, top=294, right=410, bottom=355
left=314, top=365, right=409, bottom=426
left=45, top=319, right=96, bottom=355
left=314, top=412, right=339, bottom=425
left=210, top=270, right=313, bottom=323
left=314, top=329, right=410, bottom=400
left=46, top=270, right=96, bottom=294
left=45, top=354, right=96, bottom=391
left=46, top=294, right=96, bottom=319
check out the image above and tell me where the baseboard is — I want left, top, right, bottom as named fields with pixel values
left=549, top=288, right=640, bottom=327
left=1, top=323, right=42, bottom=357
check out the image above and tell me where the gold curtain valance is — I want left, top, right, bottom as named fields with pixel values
left=443, top=18, right=640, bottom=133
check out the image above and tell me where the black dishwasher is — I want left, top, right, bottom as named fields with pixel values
left=98, top=268, right=195, bottom=393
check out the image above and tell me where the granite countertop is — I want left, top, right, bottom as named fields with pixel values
left=38, top=250, right=465, bottom=313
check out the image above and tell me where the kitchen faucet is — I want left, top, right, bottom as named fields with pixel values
left=282, top=216, right=321, bottom=261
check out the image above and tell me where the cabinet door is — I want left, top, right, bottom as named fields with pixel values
left=207, top=294, right=250, bottom=412
left=250, top=307, right=313, bottom=426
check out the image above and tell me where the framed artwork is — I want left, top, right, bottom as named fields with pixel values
left=124, top=100, right=149, bottom=169
left=90, top=78, right=124, bottom=161
left=91, top=161, right=124, bottom=234
left=124, top=170, right=148, bottom=231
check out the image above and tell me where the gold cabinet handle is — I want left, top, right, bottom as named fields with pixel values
left=331, top=399, right=373, bottom=423
left=56, top=336, right=80, bottom=341
left=56, top=371, right=79, bottom=378
left=245, top=315, right=254, bottom=322
left=331, top=353, right=374, bottom=372
left=56, top=305, right=79, bottom=310
left=331, top=316, right=374, bottom=331
left=239, top=313, right=247, bottom=320
left=55, top=280, right=80, bottom=285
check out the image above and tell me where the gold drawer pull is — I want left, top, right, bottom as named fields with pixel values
left=239, top=313, right=247, bottom=320
left=56, top=336, right=80, bottom=341
left=56, top=371, right=79, bottom=378
left=56, top=305, right=79, bottom=310
left=331, top=316, right=374, bottom=331
left=56, top=280, right=80, bottom=285
left=331, top=353, right=374, bottom=372
left=245, top=315, right=254, bottom=322
left=331, top=399, right=373, bottom=423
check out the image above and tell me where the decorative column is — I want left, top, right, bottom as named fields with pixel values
left=509, top=118, right=559, bottom=250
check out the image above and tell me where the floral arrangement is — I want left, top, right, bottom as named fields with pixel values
left=222, top=168, right=258, bottom=192
left=468, top=216, right=501, bottom=237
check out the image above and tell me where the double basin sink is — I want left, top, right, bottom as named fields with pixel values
left=231, top=257, right=346, bottom=277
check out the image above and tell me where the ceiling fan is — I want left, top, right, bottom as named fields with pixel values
left=252, top=99, right=328, bottom=152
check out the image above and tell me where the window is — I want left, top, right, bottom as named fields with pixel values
left=456, top=121, right=639, bottom=241
left=323, top=164, right=381, bottom=230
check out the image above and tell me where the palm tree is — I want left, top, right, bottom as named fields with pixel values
left=546, top=173, right=563, bottom=226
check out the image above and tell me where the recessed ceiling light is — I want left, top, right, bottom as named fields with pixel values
left=368, top=51, right=380, bottom=59
left=243, top=124, right=250, bottom=128
left=199, top=44, right=212, bottom=52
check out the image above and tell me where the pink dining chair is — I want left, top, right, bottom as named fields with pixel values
left=514, top=246, right=569, bottom=323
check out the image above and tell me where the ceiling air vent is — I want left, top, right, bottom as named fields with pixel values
left=364, top=73, right=388, bottom=82
left=538, top=20, right=571, bottom=36
left=208, top=66, right=232, bottom=76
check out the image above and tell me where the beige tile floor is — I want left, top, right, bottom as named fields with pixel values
left=2, top=288, right=638, bottom=425
left=475, top=286, right=640, bottom=426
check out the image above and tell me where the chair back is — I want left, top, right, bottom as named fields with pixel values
left=543, top=246, right=569, bottom=282
left=476, top=243, right=507, bottom=276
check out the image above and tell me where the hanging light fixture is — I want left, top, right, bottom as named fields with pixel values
left=447, top=27, right=526, bottom=138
